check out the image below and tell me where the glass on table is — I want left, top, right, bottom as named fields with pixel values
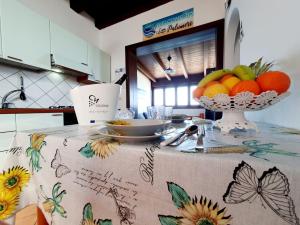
left=115, top=108, right=135, bottom=119
left=164, top=106, right=173, bottom=120
left=147, top=106, right=165, bottom=120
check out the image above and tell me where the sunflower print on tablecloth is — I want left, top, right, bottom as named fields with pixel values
left=26, top=133, right=47, bottom=173
left=81, top=203, right=112, bottom=225
left=158, top=182, right=232, bottom=225
left=79, top=138, right=120, bottom=159
left=0, top=166, right=30, bottom=220
left=0, top=166, right=31, bottom=196
left=40, top=182, right=67, bottom=219
left=0, top=190, right=19, bottom=220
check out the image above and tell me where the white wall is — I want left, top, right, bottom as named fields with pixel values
left=18, top=0, right=225, bottom=110
left=99, top=0, right=225, bottom=108
left=19, top=0, right=102, bottom=48
left=137, top=71, right=152, bottom=115
left=226, top=0, right=300, bottom=129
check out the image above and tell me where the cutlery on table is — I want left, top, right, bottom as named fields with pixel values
left=195, top=126, right=205, bottom=151
left=160, top=125, right=198, bottom=147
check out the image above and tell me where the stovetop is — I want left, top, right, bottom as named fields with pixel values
left=49, top=106, right=74, bottom=109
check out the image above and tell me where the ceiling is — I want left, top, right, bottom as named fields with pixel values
left=137, top=31, right=216, bottom=82
left=69, top=0, right=173, bottom=29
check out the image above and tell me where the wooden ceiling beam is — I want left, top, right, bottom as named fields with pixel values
left=175, top=47, right=189, bottom=79
left=152, top=53, right=171, bottom=80
left=137, top=60, right=157, bottom=82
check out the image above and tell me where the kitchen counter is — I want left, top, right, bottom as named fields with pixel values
left=0, top=108, right=75, bottom=114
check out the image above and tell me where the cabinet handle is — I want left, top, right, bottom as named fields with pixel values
left=81, top=63, right=88, bottom=66
left=7, top=56, right=23, bottom=62
left=51, top=114, right=63, bottom=117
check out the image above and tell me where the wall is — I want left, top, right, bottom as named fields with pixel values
left=226, top=0, right=300, bottom=129
left=19, top=0, right=102, bottom=48
left=0, top=63, right=79, bottom=108
left=98, top=0, right=225, bottom=108
left=137, top=71, right=152, bottom=115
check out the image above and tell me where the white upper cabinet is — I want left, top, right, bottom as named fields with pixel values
left=88, top=44, right=111, bottom=83
left=99, top=49, right=111, bottom=83
left=0, top=0, right=51, bottom=69
left=0, top=8, right=2, bottom=58
left=50, top=22, right=89, bottom=74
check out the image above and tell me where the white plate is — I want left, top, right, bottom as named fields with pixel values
left=98, top=127, right=175, bottom=142
left=105, top=119, right=171, bottom=136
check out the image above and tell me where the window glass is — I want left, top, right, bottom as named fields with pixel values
left=177, top=86, right=188, bottom=106
left=190, top=85, right=198, bottom=106
left=137, top=71, right=152, bottom=114
left=154, top=89, right=163, bottom=106
left=165, top=87, right=175, bottom=106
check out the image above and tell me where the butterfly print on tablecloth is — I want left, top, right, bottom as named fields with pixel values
left=51, top=149, right=71, bottom=178
left=223, top=161, right=299, bottom=225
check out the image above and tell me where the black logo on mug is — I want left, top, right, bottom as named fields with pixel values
left=89, top=95, right=99, bottom=107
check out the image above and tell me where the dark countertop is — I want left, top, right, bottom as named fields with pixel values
left=0, top=108, right=75, bottom=114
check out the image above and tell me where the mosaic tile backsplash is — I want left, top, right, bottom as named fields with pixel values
left=0, top=63, right=81, bottom=108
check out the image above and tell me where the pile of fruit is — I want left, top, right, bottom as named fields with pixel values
left=193, top=58, right=291, bottom=99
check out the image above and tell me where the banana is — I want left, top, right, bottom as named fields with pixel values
left=197, top=69, right=232, bottom=87
left=232, top=65, right=256, bottom=80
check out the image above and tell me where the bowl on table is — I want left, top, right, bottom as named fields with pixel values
left=105, top=119, right=171, bottom=136
left=170, top=114, right=187, bottom=124
left=195, top=91, right=290, bottom=132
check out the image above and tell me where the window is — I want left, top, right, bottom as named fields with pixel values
left=154, top=89, right=163, bottom=106
left=165, top=88, right=175, bottom=106
left=153, top=84, right=200, bottom=108
left=190, top=85, right=198, bottom=106
left=177, top=86, right=188, bottom=106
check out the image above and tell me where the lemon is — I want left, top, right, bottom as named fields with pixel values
left=203, top=83, right=229, bottom=98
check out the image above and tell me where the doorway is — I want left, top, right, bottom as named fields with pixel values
left=125, top=19, right=224, bottom=118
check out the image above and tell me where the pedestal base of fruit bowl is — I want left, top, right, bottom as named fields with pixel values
left=196, top=91, right=290, bottom=133
left=213, top=111, right=258, bottom=133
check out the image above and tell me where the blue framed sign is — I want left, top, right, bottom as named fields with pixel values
left=143, top=8, right=194, bottom=40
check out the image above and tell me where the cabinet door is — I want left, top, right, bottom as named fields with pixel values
left=0, top=114, right=16, bottom=132
left=0, top=132, right=15, bottom=168
left=50, top=22, right=88, bottom=74
left=87, top=44, right=98, bottom=81
left=99, top=49, right=111, bottom=83
left=16, top=113, right=64, bottom=131
left=0, top=0, right=51, bottom=69
left=88, top=44, right=111, bottom=82
left=0, top=7, right=2, bottom=58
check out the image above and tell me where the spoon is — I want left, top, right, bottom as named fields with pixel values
left=160, top=125, right=198, bottom=146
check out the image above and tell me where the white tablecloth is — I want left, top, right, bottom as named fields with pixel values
left=1, top=123, right=300, bottom=225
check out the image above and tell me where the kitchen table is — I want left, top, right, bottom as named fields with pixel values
left=1, top=123, right=300, bottom=225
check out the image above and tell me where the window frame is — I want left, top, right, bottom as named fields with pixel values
left=126, top=19, right=224, bottom=112
left=151, top=75, right=207, bottom=109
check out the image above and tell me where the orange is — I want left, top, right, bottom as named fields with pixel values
left=203, top=83, right=229, bottom=98
left=230, top=80, right=261, bottom=96
left=193, top=86, right=205, bottom=99
left=256, top=71, right=290, bottom=94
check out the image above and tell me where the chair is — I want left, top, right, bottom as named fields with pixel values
left=15, top=204, right=48, bottom=225
left=143, top=112, right=148, bottom=119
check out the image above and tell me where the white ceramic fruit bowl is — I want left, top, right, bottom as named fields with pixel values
left=195, top=91, right=290, bottom=132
